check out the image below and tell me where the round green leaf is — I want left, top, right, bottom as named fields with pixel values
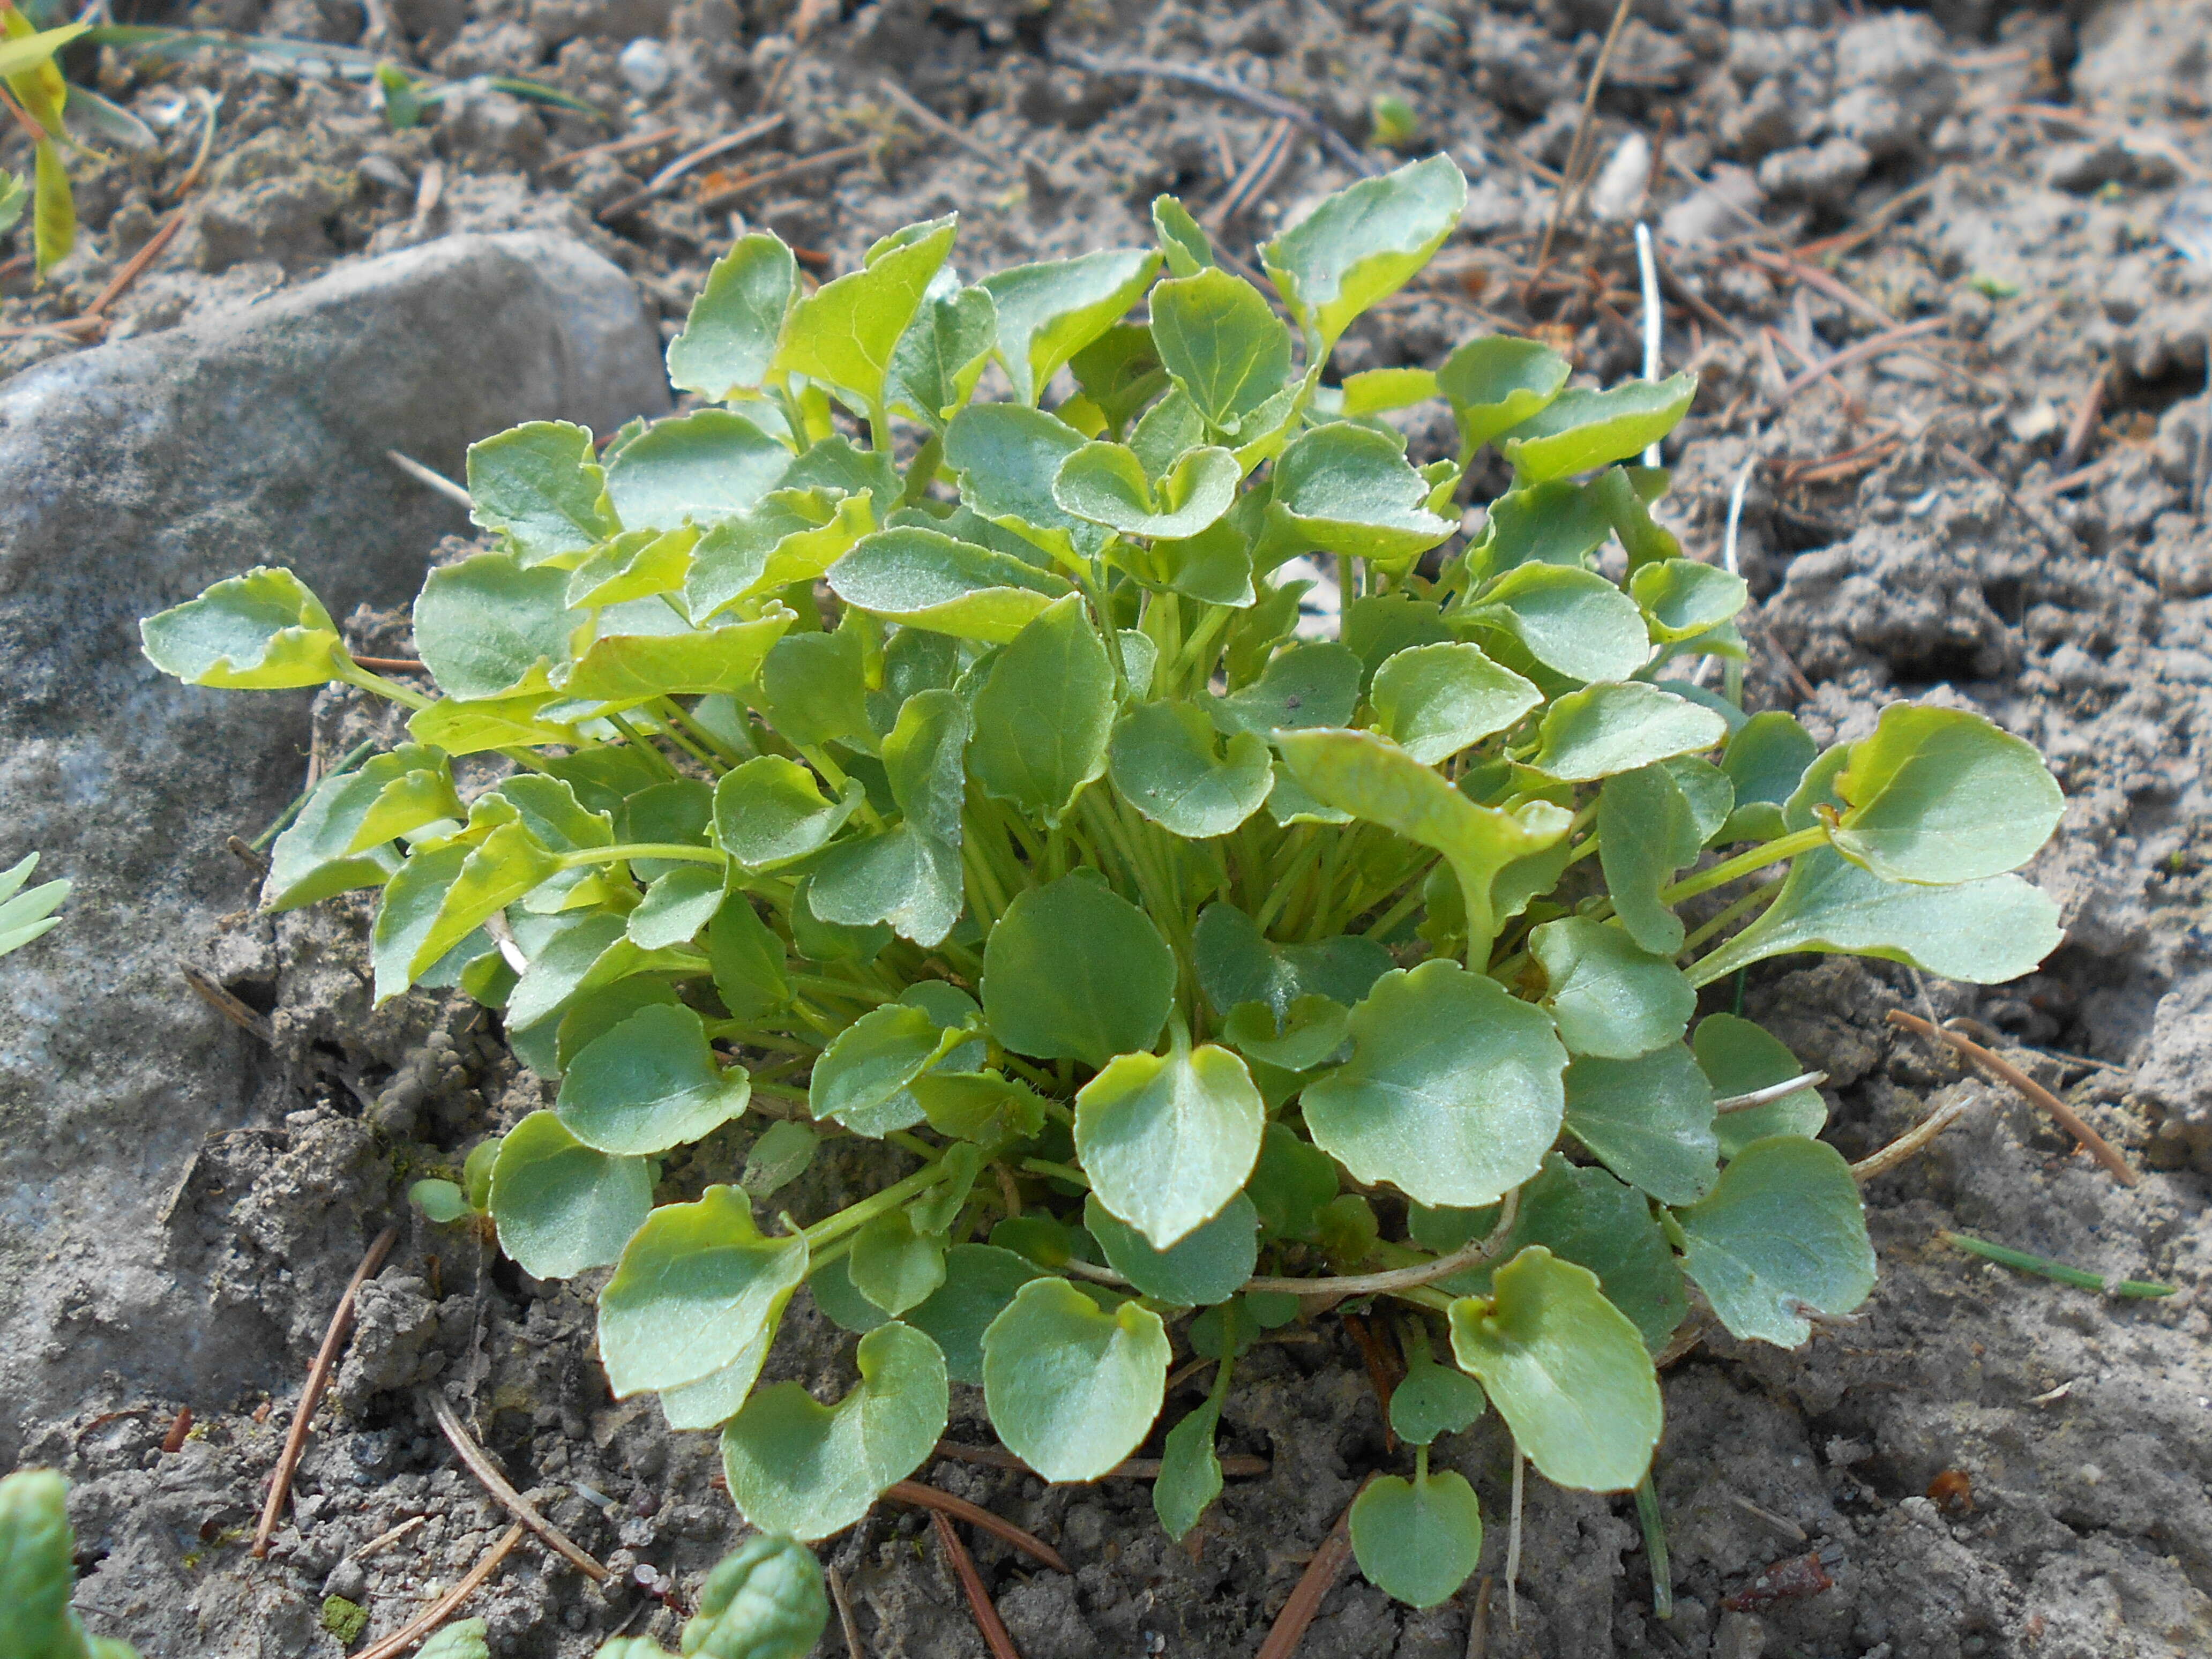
left=1464, top=563, right=1648, bottom=684
left=1529, top=682, right=1729, bottom=782
left=848, top=1211, right=949, bottom=1317
left=464, top=420, right=618, bottom=565
left=1832, top=704, right=2065, bottom=885
left=1109, top=700, right=1274, bottom=839
left=889, top=285, right=999, bottom=430
left=139, top=566, right=346, bottom=690
left=1152, top=194, right=1214, bottom=277
left=1630, top=557, right=1749, bottom=644
left=981, top=1277, right=1171, bottom=1482
left=683, top=1533, right=830, bottom=1659
left=1672, top=1135, right=1874, bottom=1348
left=1076, top=1034, right=1265, bottom=1250
left=413, top=551, right=577, bottom=701
left=906, top=1244, right=1042, bottom=1385
left=1349, top=1467, right=1483, bottom=1609
left=1561, top=1045, right=1720, bottom=1207
left=1388, top=1357, right=1487, bottom=1446
left=557, top=1002, right=751, bottom=1155
left=599, top=1185, right=809, bottom=1396
left=1270, top=422, right=1458, bottom=567
left=773, top=216, right=955, bottom=409
left=1205, top=641, right=1364, bottom=736
left=1149, top=266, right=1292, bottom=435
left=1693, top=1013, right=1826, bottom=1157
left=1246, top=1121, right=1339, bottom=1240
left=629, top=864, right=728, bottom=951
left=606, top=408, right=793, bottom=529
left=982, top=874, right=1176, bottom=1067
left=1499, top=373, right=1698, bottom=484
left=1596, top=761, right=1707, bottom=957
left=1499, top=1153, right=1687, bottom=1352
left=1439, top=334, right=1570, bottom=453
left=1085, top=1191, right=1259, bottom=1305
left=1447, top=1246, right=1661, bottom=1491
left=827, top=526, right=1068, bottom=642
left=1192, top=901, right=1394, bottom=1020
left=1302, top=960, right=1566, bottom=1208
left=714, top=754, right=862, bottom=872
left=410, top=1177, right=474, bottom=1224
left=1720, top=711, right=1818, bottom=842
left=1054, top=440, right=1240, bottom=539
left=1222, top=994, right=1350, bottom=1071
left=489, top=1109, right=653, bottom=1280
left=1369, top=641, right=1540, bottom=765
left=741, top=1119, right=819, bottom=1199
left=720, top=1321, right=948, bottom=1541
left=1529, top=916, right=1696, bottom=1059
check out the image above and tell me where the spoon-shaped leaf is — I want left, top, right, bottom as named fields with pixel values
left=982, top=874, right=1176, bottom=1067
left=1076, top=1034, right=1265, bottom=1250
left=1148, top=266, right=1293, bottom=435
left=1529, top=916, right=1696, bottom=1060
left=1085, top=1192, right=1259, bottom=1305
left=1109, top=700, right=1274, bottom=838
left=771, top=215, right=956, bottom=411
left=464, top=420, right=619, bottom=565
left=828, top=527, right=1070, bottom=642
left=1672, top=1134, right=1874, bottom=1347
left=1832, top=704, right=2065, bottom=884
left=1369, top=640, right=1541, bottom=764
left=1529, top=682, right=1729, bottom=782
left=983, top=247, right=1163, bottom=406
left=720, top=1321, right=948, bottom=1540
left=1500, top=374, right=1698, bottom=484
left=1055, top=440, right=1242, bottom=539
left=489, top=1109, right=652, bottom=1280
left=1349, top=1463, right=1483, bottom=1609
left=1448, top=1245, right=1661, bottom=1491
left=599, top=1185, right=809, bottom=1396
left=140, top=566, right=349, bottom=690
left=1693, top=1013, right=1826, bottom=1156
left=667, top=231, right=797, bottom=402
left=981, top=1277, right=1171, bottom=1482
left=1438, top=334, right=1570, bottom=454
left=1261, top=153, right=1467, bottom=354
left=1561, top=1045, right=1720, bottom=1207
left=1302, top=960, right=1566, bottom=1208
left=557, top=1002, right=751, bottom=1155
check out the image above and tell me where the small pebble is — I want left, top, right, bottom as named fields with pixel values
left=617, top=39, right=672, bottom=98
left=323, top=1559, right=367, bottom=1602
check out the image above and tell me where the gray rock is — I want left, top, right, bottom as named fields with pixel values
left=2136, top=971, right=2212, bottom=1127
left=2075, top=0, right=2212, bottom=119
left=1757, top=137, right=1872, bottom=210
left=1827, top=83, right=1917, bottom=162
left=0, top=230, right=668, bottom=1463
left=1831, top=10, right=1957, bottom=128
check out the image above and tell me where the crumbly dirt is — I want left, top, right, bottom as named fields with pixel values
left=14, top=1, right=2212, bottom=1656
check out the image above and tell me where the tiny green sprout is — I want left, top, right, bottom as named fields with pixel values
left=0, top=850, right=68, bottom=958
left=1370, top=94, right=1419, bottom=152
left=1968, top=270, right=2022, bottom=300
left=142, top=154, right=2071, bottom=1616
left=0, top=1468, right=143, bottom=1659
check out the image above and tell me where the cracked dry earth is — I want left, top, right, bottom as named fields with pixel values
left=15, top=0, right=2212, bottom=1656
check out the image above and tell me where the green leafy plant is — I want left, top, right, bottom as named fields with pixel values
left=0, top=7, right=92, bottom=276
left=0, top=850, right=68, bottom=957
left=1, top=1468, right=140, bottom=1659
left=140, top=154, right=2067, bottom=1611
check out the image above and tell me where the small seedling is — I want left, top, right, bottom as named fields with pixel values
left=142, top=155, right=2068, bottom=1611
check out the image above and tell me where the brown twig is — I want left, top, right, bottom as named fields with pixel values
left=1885, top=1011, right=2139, bottom=1186
left=1537, top=0, right=1638, bottom=264
left=161, top=1407, right=195, bottom=1454
left=1206, top=116, right=1296, bottom=234
left=932, top=1511, right=1021, bottom=1659
left=353, top=1522, right=525, bottom=1659
left=1769, top=315, right=1947, bottom=410
left=1465, top=1574, right=1493, bottom=1659
left=826, top=1562, right=866, bottom=1658
left=1255, top=1476, right=1376, bottom=1659
left=181, top=963, right=275, bottom=1046
left=595, top=112, right=788, bottom=220
left=2056, top=372, right=2107, bottom=475
left=1741, top=246, right=1895, bottom=327
left=694, top=141, right=880, bottom=212
left=1053, top=48, right=1373, bottom=177
left=353, top=655, right=429, bottom=673
left=1650, top=247, right=1742, bottom=342
left=225, top=835, right=270, bottom=875
left=1791, top=171, right=1946, bottom=261
left=930, top=1440, right=1268, bottom=1481
left=168, top=90, right=223, bottom=201
left=875, top=77, right=1011, bottom=176
left=252, top=1226, right=400, bottom=1555
left=2034, top=446, right=2134, bottom=500
left=543, top=123, right=682, bottom=173
left=883, top=1481, right=1071, bottom=1573
left=425, top=1392, right=611, bottom=1582
left=1341, top=1312, right=1403, bottom=1452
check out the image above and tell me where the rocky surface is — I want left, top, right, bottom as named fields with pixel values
left=0, top=229, right=666, bottom=1467
left=11, top=1, right=2212, bottom=1656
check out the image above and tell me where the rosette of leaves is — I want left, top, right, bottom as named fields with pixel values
left=141, top=156, right=2068, bottom=1610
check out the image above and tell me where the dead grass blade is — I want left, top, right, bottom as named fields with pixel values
left=425, top=1391, right=611, bottom=1582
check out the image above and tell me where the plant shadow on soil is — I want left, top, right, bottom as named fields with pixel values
left=14, top=0, right=2212, bottom=1656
